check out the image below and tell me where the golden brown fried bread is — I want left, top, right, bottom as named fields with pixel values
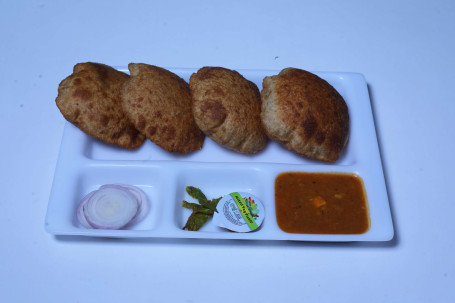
left=56, top=62, right=145, bottom=149
left=261, top=68, right=349, bottom=162
left=121, top=63, right=204, bottom=153
left=189, top=67, right=267, bottom=154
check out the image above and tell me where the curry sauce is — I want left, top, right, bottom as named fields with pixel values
left=275, top=172, right=369, bottom=234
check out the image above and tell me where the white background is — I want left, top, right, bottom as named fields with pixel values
left=1, top=0, right=454, bottom=302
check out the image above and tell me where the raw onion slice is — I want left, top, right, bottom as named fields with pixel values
left=77, top=191, right=95, bottom=229
left=76, top=184, right=149, bottom=230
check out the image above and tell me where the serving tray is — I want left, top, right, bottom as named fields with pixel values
left=45, top=68, right=394, bottom=241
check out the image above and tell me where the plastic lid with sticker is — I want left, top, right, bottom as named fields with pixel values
left=212, top=192, right=265, bottom=232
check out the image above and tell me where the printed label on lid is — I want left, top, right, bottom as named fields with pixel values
left=212, top=192, right=265, bottom=233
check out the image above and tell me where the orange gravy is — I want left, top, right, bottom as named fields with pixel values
left=275, top=172, right=370, bottom=234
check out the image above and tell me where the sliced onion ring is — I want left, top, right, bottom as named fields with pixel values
left=77, top=191, right=95, bottom=229
left=76, top=184, right=149, bottom=229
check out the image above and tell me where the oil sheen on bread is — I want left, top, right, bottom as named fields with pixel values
left=260, top=68, right=349, bottom=162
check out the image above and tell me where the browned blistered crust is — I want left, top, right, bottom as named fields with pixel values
left=190, top=67, right=267, bottom=154
left=261, top=68, right=349, bottom=162
left=121, top=63, right=205, bottom=153
left=56, top=62, right=145, bottom=149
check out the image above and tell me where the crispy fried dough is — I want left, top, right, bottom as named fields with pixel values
left=189, top=67, right=267, bottom=154
left=260, top=68, right=349, bottom=162
left=56, top=62, right=145, bottom=149
left=121, top=63, right=204, bottom=153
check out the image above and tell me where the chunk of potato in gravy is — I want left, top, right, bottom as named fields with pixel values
left=275, top=172, right=369, bottom=234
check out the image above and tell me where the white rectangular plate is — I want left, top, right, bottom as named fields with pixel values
left=45, top=68, right=394, bottom=241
